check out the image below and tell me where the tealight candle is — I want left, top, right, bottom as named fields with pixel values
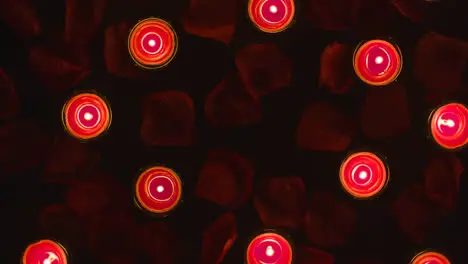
left=411, top=251, right=451, bottom=264
left=246, top=232, right=293, bottom=264
left=22, top=239, right=68, bottom=264
left=353, top=39, right=402, bottom=86
left=248, top=0, right=295, bottom=33
left=135, top=166, right=182, bottom=214
left=340, top=152, right=389, bottom=198
left=429, top=103, right=468, bottom=150
left=128, top=18, right=178, bottom=69
left=62, top=93, right=111, bottom=140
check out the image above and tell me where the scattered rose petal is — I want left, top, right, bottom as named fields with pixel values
left=414, top=33, right=468, bottom=105
left=254, top=176, right=306, bottom=229
left=201, top=212, right=237, bottom=264
left=0, top=0, right=41, bottom=39
left=393, top=184, right=447, bottom=245
left=296, top=101, right=355, bottom=151
left=44, top=134, right=100, bottom=184
left=140, top=90, right=195, bottom=146
left=360, top=83, right=411, bottom=139
left=196, top=150, right=254, bottom=209
left=0, top=69, right=19, bottom=120
left=305, top=192, right=357, bottom=248
left=235, top=43, right=292, bottom=99
left=182, top=0, right=238, bottom=44
left=205, top=73, right=262, bottom=128
left=0, top=121, right=50, bottom=175
left=424, top=152, right=463, bottom=212
left=319, top=42, right=354, bottom=94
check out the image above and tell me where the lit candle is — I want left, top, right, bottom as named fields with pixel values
left=340, top=152, right=388, bottom=198
left=353, top=39, right=402, bottom=86
left=411, top=251, right=451, bottom=264
left=135, top=166, right=182, bottom=214
left=22, top=239, right=68, bottom=264
left=246, top=232, right=293, bottom=264
left=62, top=93, right=111, bottom=140
left=128, top=18, right=178, bottom=69
left=430, top=103, right=468, bottom=150
left=248, top=0, right=295, bottom=33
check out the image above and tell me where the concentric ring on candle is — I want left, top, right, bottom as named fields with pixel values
left=353, top=39, right=402, bottom=86
left=128, top=17, right=178, bottom=69
left=411, top=251, right=450, bottom=264
left=429, top=102, right=468, bottom=150
left=340, top=152, right=389, bottom=198
left=248, top=0, right=295, bottom=33
left=135, top=166, right=182, bottom=214
left=62, top=93, right=111, bottom=140
left=22, top=239, right=68, bottom=264
left=246, top=231, right=293, bottom=264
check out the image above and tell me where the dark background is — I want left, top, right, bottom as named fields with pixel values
left=1, top=0, right=468, bottom=263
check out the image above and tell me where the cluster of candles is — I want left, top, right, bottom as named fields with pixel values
left=22, top=1, right=461, bottom=263
left=22, top=236, right=451, bottom=264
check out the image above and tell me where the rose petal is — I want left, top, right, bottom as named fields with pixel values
left=44, top=135, right=100, bottom=184
left=140, top=91, right=195, bottom=146
left=360, top=83, right=411, bottom=139
left=205, top=73, right=262, bottom=128
left=305, top=192, right=357, bottom=248
left=296, top=101, right=355, bottom=151
left=414, top=33, right=468, bottom=105
left=319, top=42, right=354, bottom=94
left=196, top=150, right=254, bottom=209
left=0, top=121, right=50, bottom=175
left=393, top=184, right=447, bottom=244
left=254, top=176, right=306, bottom=229
left=0, top=0, right=41, bottom=39
left=235, top=43, right=292, bottom=99
left=424, top=152, right=463, bottom=212
left=0, top=69, right=19, bottom=120
left=182, top=0, right=238, bottom=44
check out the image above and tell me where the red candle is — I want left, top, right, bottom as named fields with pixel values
left=135, top=166, right=182, bottom=214
left=62, top=93, right=111, bottom=140
left=248, top=0, right=295, bottom=33
left=353, top=39, right=402, bottom=86
left=429, top=103, right=468, bottom=150
left=411, top=251, right=451, bottom=264
left=340, top=152, right=388, bottom=198
left=128, top=18, right=178, bottom=69
left=246, top=232, right=293, bottom=264
left=22, top=239, right=68, bottom=264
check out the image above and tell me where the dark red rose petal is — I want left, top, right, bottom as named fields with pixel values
left=141, top=91, right=195, bottom=146
left=196, top=150, right=254, bottom=209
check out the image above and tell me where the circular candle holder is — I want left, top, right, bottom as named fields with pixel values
left=429, top=102, right=468, bottom=150
left=353, top=39, right=402, bottom=86
left=411, top=251, right=450, bottom=264
left=62, top=92, right=111, bottom=140
left=128, top=17, right=178, bottom=69
left=248, top=0, right=295, bottom=33
left=22, top=239, right=68, bottom=264
left=246, top=231, right=293, bottom=264
left=340, top=151, right=389, bottom=199
left=134, top=166, right=183, bottom=215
